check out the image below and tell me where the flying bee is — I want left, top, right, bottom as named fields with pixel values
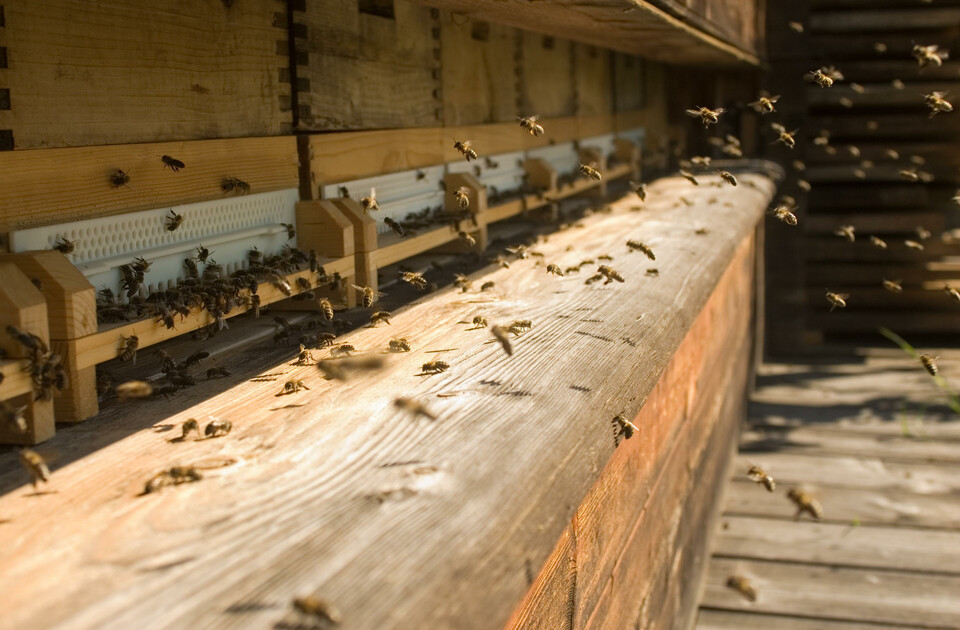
left=805, top=68, right=833, bottom=88
left=890, top=79, right=904, bottom=91
left=685, top=105, right=725, bottom=127
left=352, top=284, right=383, bottom=308
left=1, top=401, right=28, bottom=435
left=281, top=222, right=296, bottom=240
left=612, top=413, right=638, bottom=445
left=772, top=206, right=798, bottom=226
left=945, top=284, right=960, bottom=303
left=629, top=181, right=647, bottom=201
left=420, top=360, right=449, bottom=374
left=913, top=44, right=948, bottom=68
left=53, top=236, right=75, bottom=254
left=825, top=291, right=848, bottom=311
left=359, top=189, right=380, bottom=212
left=119, top=335, right=139, bottom=364
left=787, top=488, right=823, bottom=520
left=839, top=96, right=854, bottom=108
left=915, top=226, right=932, bottom=240
left=899, top=167, right=922, bottom=183
left=161, top=155, right=185, bottom=172
left=788, top=20, right=803, bottom=32
left=384, top=217, right=405, bottom=237
left=835, top=225, right=855, bottom=242
left=717, top=170, right=738, bottom=186
left=195, top=245, right=212, bottom=263
left=870, top=235, right=888, bottom=249
left=579, top=163, right=602, bottom=181
left=115, top=380, right=153, bottom=400
left=480, top=281, right=495, bottom=292
left=726, top=576, right=757, bottom=602
left=389, top=338, right=411, bottom=352
left=771, top=123, right=798, bottom=150
left=627, top=240, right=655, bottom=260
left=546, top=264, right=564, bottom=277
left=924, top=91, right=953, bottom=118
left=20, top=449, right=50, bottom=489
left=292, top=597, right=342, bottom=626
left=454, top=187, right=470, bottom=210
left=400, top=271, right=428, bottom=290
left=183, top=257, right=199, bottom=279
left=518, top=115, right=545, bottom=136
left=920, top=353, right=939, bottom=376
left=597, top=265, right=625, bottom=284
left=747, top=465, right=776, bottom=492
left=110, top=168, right=132, bottom=188
left=490, top=324, right=514, bottom=356
left=678, top=169, right=699, bottom=186
left=905, top=239, right=925, bottom=251
left=369, top=311, right=391, bottom=326
left=221, top=176, right=250, bottom=195
left=874, top=42, right=887, bottom=53
left=394, top=397, right=438, bottom=420
left=331, top=344, right=355, bottom=358
left=749, top=92, right=780, bottom=114
left=180, top=419, right=200, bottom=440
left=277, top=379, right=310, bottom=396
left=206, top=367, right=231, bottom=379
left=883, top=279, right=903, bottom=294
left=318, top=298, right=334, bottom=321
left=472, top=316, right=488, bottom=328
left=453, top=139, right=478, bottom=161
left=459, top=231, right=477, bottom=247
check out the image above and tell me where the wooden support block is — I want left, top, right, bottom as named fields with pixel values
left=332, top=198, right=378, bottom=254
left=0, top=390, right=54, bottom=445
left=354, top=251, right=379, bottom=298
left=524, top=158, right=559, bottom=193
left=0, top=251, right=97, bottom=423
left=614, top=138, right=641, bottom=181
left=295, top=200, right=355, bottom=259
left=441, top=172, right=489, bottom=251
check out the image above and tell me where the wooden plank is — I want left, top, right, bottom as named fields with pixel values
left=808, top=263, right=960, bottom=285
left=519, top=31, right=575, bottom=119
left=0, top=171, right=775, bottom=630
left=724, top=480, right=960, bottom=528
left=574, top=45, right=613, bottom=118
left=803, top=212, right=945, bottom=235
left=701, top=558, right=960, bottom=628
left=1, top=0, right=289, bottom=148
left=806, top=31, right=960, bottom=62
left=800, top=238, right=960, bottom=263
left=0, top=137, right=299, bottom=232
left=807, top=83, right=958, bottom=109
left=404, top=0, right=761, bottom=66
left=713, top=515, right=960, bottom=574
left=808, top=310, right=960, bottom=334
left=809, top=113, right=960, bottom=141
left=698, top=609, right=932, bottom=630
left=809, top=7, right=960, bottom=32
left=824, top=60, right=960, bottom=83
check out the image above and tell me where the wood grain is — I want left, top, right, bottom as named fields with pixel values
left=0, top=170, right=774, bottom=630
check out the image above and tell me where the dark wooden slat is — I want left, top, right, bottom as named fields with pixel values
left=803, top=212, right=945, bottom=235
left=807, top=83, right=958, bottom=108
left=701, top=558, right=960, bottom=628
left=809, top=113, right=960, bottom=141
left=810, top=7, right=960, bottom=32
left=823, top=60, right=960, bottom=82
left=803, top=287, right=960, bottom=310
left=805, top=31, right=960, bottom=62
left=808, top=310, right=960, bottom=334
left=800, top=238, right=960, bottom=263
left=698, top=609, right=925, bottom=630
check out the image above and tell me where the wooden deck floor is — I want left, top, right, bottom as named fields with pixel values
left=696, top=356, right=960, bottom=630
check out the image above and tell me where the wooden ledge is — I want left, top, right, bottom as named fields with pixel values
left=0, top=167, right=776, bottom=630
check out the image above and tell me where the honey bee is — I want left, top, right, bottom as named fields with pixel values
left=717, top=170, right=738, bottom=186
left=546, top=264, right=564, bottom=277
left=370, top=311, right=392, bottom=326
left=352, top=285, right=383, bottom=308
left=144, top=466, right=202, bottom=494
left=870, top=235, right=887, bottom=249
left=772, top=206, right=798, bottom=226
left=296, top=277, right=313, bottom=293
left=749, top=92, right=780, bottom=114
left=454, top=273, right=472, bottom=293
left=726, top=576, right=757, bottom=602
left=195, top=245, right=213, bottom=263
left=825, top=291, right=848, bottom=311
left=899, top=168, right=921, bottom=182
left=115, top=380, right=153, bottom=400
left=207, top=367, right=231, bottom=379
left=459, top=231, right=477, bottom=247
left=579, top=163, right=602, bottom=181
left=486, top=324, right=514, bottom=356
left=454, top=187, right=470, bottom=210
left=626, top=240, right=655, bottom=260
left=389, top=338, right=411, bottom=352
left=629, top=181, right=647, bottom=201
left=771, top=123, right=798, bottom=149
left=890, top=79, right=904, bottom=90
left=295, top=344, right=316, bottom=365
left=507, top=320, right=533, bottom=335
left=915, top=226, right=932, bottom=240
left=292, top=596, right=342, bottom=625
left=420, top=360, right=450, bottom=374
left=597, top=265, right=625, bottom=284
left=165, top=210, right=184, bottom=231
left=119, top=335, right=139, bottom=364
left=685, top=105, right=725, bottom=127
left=834, top=225, right=855, bottom=242
left=920, top=353, right=939, bottom=376
left=277, top=380, right=310, bottom=396
left=792, top=160, right=805, bottom=171
left=788, top=20, right=804, bottom=32
left=53, top=236, right=75, bottom=254
left=221, top=176, right=250, bottom=195
left=924, top=91, right=953, bottom=118
left=883, top=149, right=900, bottom=161
left=394, top=397, right=438, bottom=420
left=161, top=155, right=185, bottom=172
left=319, top=298, right=334, bottom=321
left=518, top=115, right=545, bottom=136
left=471, top=315, right=488, bottom=328
left=19, top=448, right=50, bottom=489
left=905, top=239, right=925, bottom=251
left=393, top=272, right=427, bottom=293
left=281, top=222, right=296, bottom=240
left=613, top=412, right=639, bottom=443
left=839, top=96, right=854, bottom=108
left=882, top=279, right=903, bottom=294
left=746, top=465, right=776, bottom=491
left=361, top=189, right=379, bottom=212
left=805, top=68, right=834, bottom=88
left=183, top=351, right=209, bottom=368
left=944, top=284, right=960, bottom=303
left=874, top=42, right=887, bottom=53
left=331, top=344, right=355, bottom=358
left=317, top=360, right=347, bottom=381
left=454, top=139, right=478, bottom=161
left=384, top=217, right=405, bottom=237
left=913, top=44, right=948, bottom=68
left=180, top=418, right=200, bottom=439
left=787, top=488, right=823, bottom=520
left=678, top=169, right=699, bottom=186
left=111, top=169, right=131, bottom=188
left=850, top=82, right=866, bottom=94
left=1, top=401, right=27, bottom=435
left=646, top=268, right=659, bottom=277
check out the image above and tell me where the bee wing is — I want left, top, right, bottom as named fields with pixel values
left=714, top=108, right=726, bottom=114
left=771, top=95, right=781, bottom=102
left=771, top=122, right=786, bottom=133
left=685, top=108, right=701, bottom=117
